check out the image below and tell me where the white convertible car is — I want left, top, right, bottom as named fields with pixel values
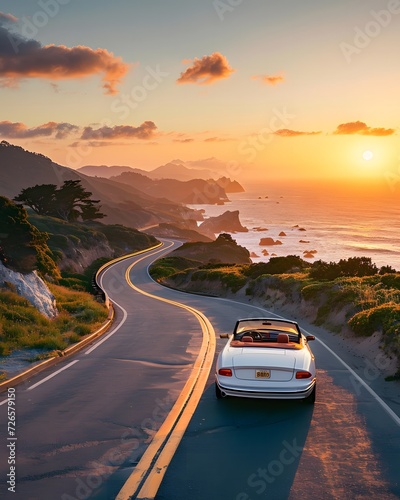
left=215, top=318, right=316, bottom=403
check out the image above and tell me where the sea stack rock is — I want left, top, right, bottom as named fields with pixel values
left=259, top=237, right=283, bottom=246
left=199, top=210, right=248, bottom=235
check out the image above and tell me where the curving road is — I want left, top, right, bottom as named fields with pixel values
left=0, top=242, right=206, bottom=499
left=1, top=241, right=400, bottom=499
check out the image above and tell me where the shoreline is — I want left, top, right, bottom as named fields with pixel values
left=190, top=188, right=400, bottom=270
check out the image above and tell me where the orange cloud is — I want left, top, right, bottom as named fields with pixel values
left=204, top=137, right=230, bottom=142
left=274, top=129, right=321, bottom=137
left=0, top=12, right=17, bottom=23
left=81, top=122, right=157, bottom=140
left=0, top=21, right=129, bottom=94
left=252, top=74, right=284, bottom=86
left=0, top=120, right=78, bottom=139
left=173, top=138, right=194, bottom=143
left=177, top=52, right=235, bottom=85
left=70, top=141, right=136, bottom=148
left=333, top=121, right=395, bottom=136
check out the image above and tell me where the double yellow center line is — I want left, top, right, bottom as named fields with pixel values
left=116, top=244, right=216, bottom=499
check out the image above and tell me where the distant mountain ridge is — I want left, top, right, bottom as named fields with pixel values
left=77, top=165, right=135, bottom=177
left=109, top=171, right=229, bottom=205
left=78, top=160, right=217, bottom=180
left=0, top=141, right=202, bottom=231
left=78, top=159, right=245, bottom=193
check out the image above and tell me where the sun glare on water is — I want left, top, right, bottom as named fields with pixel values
left=362, top=150, right=374, bottom=161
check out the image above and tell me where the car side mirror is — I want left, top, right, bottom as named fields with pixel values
left=306, top=335, right=315, bottom=341
left=220, top=333, right=229, bottom=339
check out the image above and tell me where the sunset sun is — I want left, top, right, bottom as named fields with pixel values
left=362, top=150, right=374, bottom=161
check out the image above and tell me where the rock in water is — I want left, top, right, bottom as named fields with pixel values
left=259, top=237, right=283, bottom=246
left=199, top=210, right=248, bottom=235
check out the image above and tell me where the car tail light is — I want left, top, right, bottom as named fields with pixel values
left=218, top=368, right=232, bottom=377
left=296, top=371, right=312, bottom=379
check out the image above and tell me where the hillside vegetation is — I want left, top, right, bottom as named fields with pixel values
left=0, top=197, right=160, bottom=376
left=29, top=213, right=158, bottom=276
left=150, top=252, right=400, bottom=376
left=0, top=283, right=108, bottom=379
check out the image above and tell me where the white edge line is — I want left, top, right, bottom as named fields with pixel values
left=311, top=334, right=400, bottom=427
left=84, top=304, right=127, bottom=355
left=27, top=360, right=80, bottom=391
left=83, top=260, right=130, bottom=355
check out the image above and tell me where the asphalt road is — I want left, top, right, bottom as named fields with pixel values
left=1, top=241, right=400, bottom=499
left=0, top=243, right=203, bottom=499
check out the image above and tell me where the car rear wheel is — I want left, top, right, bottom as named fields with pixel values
left=304, top=384, right=316, bottom=404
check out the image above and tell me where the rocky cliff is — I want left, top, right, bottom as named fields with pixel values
left=199, top=210, right=248, bottom=238
left=0, top=262, right=57, bottom=319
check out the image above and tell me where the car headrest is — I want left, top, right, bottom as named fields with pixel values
left=277, top=333, right=289, bottom=343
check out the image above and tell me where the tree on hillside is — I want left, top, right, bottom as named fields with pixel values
left=245, top=255, right=306, bottom=278
left=310, top=256, right=378, bottom=280
left=0, top=196, right=60, bottom=278
left=52, top=180, right=104, bottom=222
left=14, top=180, right=105, bottom=222
left=14, top=184, right=58, bottom=216
left=337, top=256, right=378, bottom=277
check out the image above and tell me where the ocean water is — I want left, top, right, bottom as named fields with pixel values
left=192, top=182, right=400, bottom=270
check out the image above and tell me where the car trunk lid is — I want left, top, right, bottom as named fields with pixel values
left=233, top=351, right=295, bottom=381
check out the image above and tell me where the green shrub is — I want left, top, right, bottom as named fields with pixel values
left=66, top=333, right=81, bottom=344
left=380, top=273, right=400, bottom=290
left=0, top=291, right=30, bottom=307
left=149, top=256, right=202, bottom=282
left=245, top=256, right=307, bottom=279
left=220, top=273, right=247, bottom=293
left=310, top=257, right=379, bottom=280
left=58, top=277, right=86, bottom=291
left=348, top=304, right=400, bottom=337
left=73, top=324, right=91, bottom=336
left=191, top=270, right=214, bottom=281
left=0, top=344, right=10, bottom=356
left=151, top=266, right=180, bottom=281
left=190, top=267, right=247, bottom=292
left=2, top=324, right=25, bottom=340
left=31, top=336, right=67, bottom=350
left=301, top=282, right=329, bottom=301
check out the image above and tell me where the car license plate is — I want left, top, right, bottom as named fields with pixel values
left=256, top=370, right=270, bottom=379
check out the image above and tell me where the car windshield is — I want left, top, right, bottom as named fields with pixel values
left=234, top=319, right=300, bottom=342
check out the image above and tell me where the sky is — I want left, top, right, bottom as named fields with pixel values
left=0, top=0, right=399, bottom=186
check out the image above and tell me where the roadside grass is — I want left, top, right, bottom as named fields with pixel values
left=0, top=284, right=108, bottom=361
left=150, top=256, right=202, bottom=281
left=191, top=265, right=248, bottom=293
